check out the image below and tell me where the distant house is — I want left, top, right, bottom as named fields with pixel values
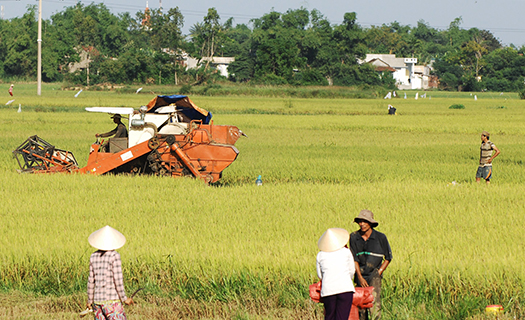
left=183, top=54, right=235, bottom=78
left=413, top=65, right=438, bottom=89
left=358, top=54, right=436, bottom=90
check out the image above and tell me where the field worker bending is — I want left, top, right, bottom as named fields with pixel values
left=8, top=84, right=13, bottom=96
left=316, top=228, right=355, bottom=320
left=476, top=131, right=500, bottom=184
left=87, top=225, right=133, bottom=320
left=95, top=114, right=128, bottom=152
left=387, top=104, right=396, bottom=115
left=349, top=210, right=392, bottom=320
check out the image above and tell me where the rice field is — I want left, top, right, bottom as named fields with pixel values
left=0, top=84, right=524, bottom=319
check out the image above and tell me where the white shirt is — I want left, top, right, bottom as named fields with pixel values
left=316, top=247, right=356, bottom=297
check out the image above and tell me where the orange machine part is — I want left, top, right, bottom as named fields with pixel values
left=75, top=124, right=240, bottom=183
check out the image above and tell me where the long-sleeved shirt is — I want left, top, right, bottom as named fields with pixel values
left=316, top=247, right=356, bottom=297
left=87, top=250, right=128, bottom=304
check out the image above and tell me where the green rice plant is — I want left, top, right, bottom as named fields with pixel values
left=1, top=87, right=525, bottom=318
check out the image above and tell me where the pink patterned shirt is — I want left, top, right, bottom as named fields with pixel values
left=87, top=250, right=128, bottom=304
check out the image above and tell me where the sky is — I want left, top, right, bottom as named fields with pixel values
left=1, top=0, right=525, bottom=47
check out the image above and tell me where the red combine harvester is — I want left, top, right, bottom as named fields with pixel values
left=13, top=95, right=244, bottom=183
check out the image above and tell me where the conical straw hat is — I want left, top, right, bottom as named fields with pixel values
left=317, top=228, right=349, bottom=252
left=88, top=225, right=126, bottom=251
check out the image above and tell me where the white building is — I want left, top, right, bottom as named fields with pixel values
left=184, top=54, right=235, bottom=78
left=358, top=54, right=434, bottom=90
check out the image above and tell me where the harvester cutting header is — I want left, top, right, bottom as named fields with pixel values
left=13, top=95, right=244, bottom=183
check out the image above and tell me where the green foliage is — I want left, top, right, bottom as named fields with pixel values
left=179, top=84, right=192, bottom=94
left=254, top=73, right=288, bottom=85
left=0, top=4, right=523, bottom=92
left=292, top=68, right=328, bottom=86
left=449, top=104, right=465, bottom=109
left=1, top=7, right=38, bottom=77
left=189, top=8, right=223, bottom=61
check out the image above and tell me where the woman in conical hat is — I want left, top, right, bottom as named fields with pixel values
left=87, top=225, right=133, bottom=320
left=316, top=228, right=356, bottom=320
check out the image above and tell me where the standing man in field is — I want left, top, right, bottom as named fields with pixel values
left=476, top=131, right=500, bottom=184
left=349, top=210, right=392, bottom=320
left=8, top=84, right=13, bottom=96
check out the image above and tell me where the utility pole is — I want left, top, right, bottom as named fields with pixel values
left=37, top=0, right=42, bottom=95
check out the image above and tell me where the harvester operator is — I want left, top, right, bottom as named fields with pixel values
left=349, top=210, right=392, bottom=320
left=95, top=114, right=128, bottom=152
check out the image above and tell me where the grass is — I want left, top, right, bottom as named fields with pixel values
left=0, top=84, right=525, bottom=318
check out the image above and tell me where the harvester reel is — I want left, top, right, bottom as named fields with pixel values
left=13, top=135, right=78, bottom=173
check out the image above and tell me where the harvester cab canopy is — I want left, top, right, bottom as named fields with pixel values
left=85, top=107, right=134, bottom=116
left=146, top=95, right=212, bottom=124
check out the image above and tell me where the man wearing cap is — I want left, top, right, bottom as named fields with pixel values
left=95, top=114, right=128, bottom=152
left=87, top=225, right=133, bottom=320
left=349, top=210, right=392, bottom=320
left=476, top=131, right=500, bottom=185
left=317, top=228, right=356, bottom=320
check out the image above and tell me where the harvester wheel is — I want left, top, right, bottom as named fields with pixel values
left=148, top=137, right=159, bottom=149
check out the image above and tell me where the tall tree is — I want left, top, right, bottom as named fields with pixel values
left=250, top=10, right=306, bottom=83
left=2, top=7, right=38, bottom=77
left=190, top=8, right=223, bottom=71
left=222, top=22, right=254, bottom=82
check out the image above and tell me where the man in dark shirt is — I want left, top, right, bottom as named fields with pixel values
left=95, top=114, right=128, bottom=152
left=349, top=210, right=392, bottom=320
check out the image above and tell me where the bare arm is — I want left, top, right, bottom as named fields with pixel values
left=96, top=127, right=117, bottom=138
left=487, top=146, right=500, bottom=164
left=378, top=260, right=390, bottom=276
left=354, top=261, right=368, bottom=287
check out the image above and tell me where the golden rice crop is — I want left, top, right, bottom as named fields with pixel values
left=1, top=86, right=524, bottom=318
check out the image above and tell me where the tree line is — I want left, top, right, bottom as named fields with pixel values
left=1, top=4, right=525, bottom=91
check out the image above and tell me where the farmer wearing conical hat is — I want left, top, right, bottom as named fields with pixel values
left=316, top=228, right=356, bottom=320
left=87, top=225, right=133, bottom=320
left=476, top=131, right=500, bottom=185
left=349, top=210, right=392, bottom=320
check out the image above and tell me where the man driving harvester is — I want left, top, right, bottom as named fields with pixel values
left=95, top=114, right=128, bottom=152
